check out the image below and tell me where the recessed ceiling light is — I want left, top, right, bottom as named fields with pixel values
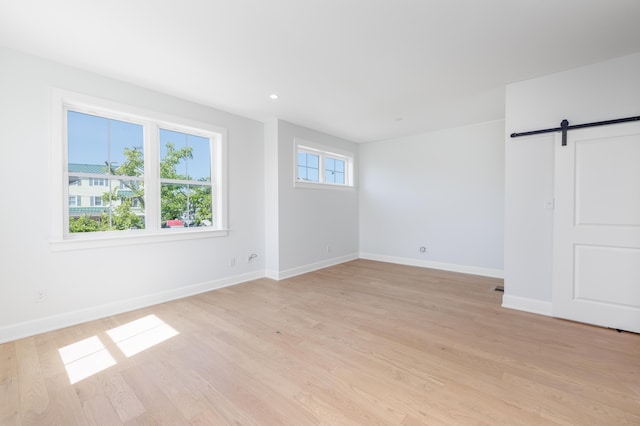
left=269, top=93, right=279, bottom=100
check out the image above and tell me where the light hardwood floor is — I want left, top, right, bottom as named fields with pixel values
left=1, top=260, right=639, bottom=425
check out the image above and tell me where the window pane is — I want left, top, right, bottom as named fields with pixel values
left=160, top=129, right=211, bottom=181
left=67, top=111, right=108, bottom=166
left=297, top=152, right=306, bottom=167
left=334, top=172, right=345, bottom=184
left=116, top=179, right=144, bottom=211
left=334, top=159, right=345, bottom=173
left=67, top=111, right=144, bottom=177
left=297, top=151, right=321, bottom=183
left=109, top=119, right=144, bottom=175
left=161, top=183, right=213, bottom=228
left=307, top=168, right=319, bottom=182
left=68, top=176, right=145, bottom=233
left=325, top=171, right=335, bottom=184
left=325, top=158, right=334, bottom=170
left=307, top=154, right=319, bottom=168
left=297, top=165, right=307, bottom=180
left=187, top=134, right=211, bottom=181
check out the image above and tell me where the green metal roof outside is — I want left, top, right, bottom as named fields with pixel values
left=116, top=189, right=134, bottom=197
left=68, top=163, right=108, bottom=174
left=69, top=207, right=109, bottom=215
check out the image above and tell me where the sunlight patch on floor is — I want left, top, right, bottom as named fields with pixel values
left=58, top=335, right=116, bottom=384
left=107, top=314, right=179, bottom=357
left=57, top=314, right=179, bottom=384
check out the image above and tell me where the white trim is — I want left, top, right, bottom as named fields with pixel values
left=265, top=269, right=280, bottom=280
left=358, top=252, right=504, bottom=278
left=294, top=181, right=355, bottom=191
left=0, top=256, right=512, bottom=343
left=501, top=295, right=553, bottom=317
left=0, top=270, right=264, bottom=344
left=294, top=137, right=354, bottom=188
left=271, top=253, right=359, bottom=280
left=50, top=228, right=229, bottom=251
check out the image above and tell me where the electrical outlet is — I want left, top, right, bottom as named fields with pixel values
left=419, top=246, right=427, bottom=254
left=228, top=257, right=236, bottom=267
left=326, top=245, right=332, bottom=253
left=34, top=288, right=46, bottom=303
left=248, top=253, right=258, bottom=263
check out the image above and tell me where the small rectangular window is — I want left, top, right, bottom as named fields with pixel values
left=294, top=139, right=353, bottom=188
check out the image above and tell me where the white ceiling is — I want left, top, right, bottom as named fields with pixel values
left=1, top=0, right=640, bottom=142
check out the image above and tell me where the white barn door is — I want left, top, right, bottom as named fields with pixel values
left=552, top=122, right=640, bottom=333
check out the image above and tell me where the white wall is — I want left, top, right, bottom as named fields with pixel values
left=0, top=47, right=265, bottom=342
left=504, top=52, right=640, bottom=315
left=264, top=119, right=280, bottom=274
left=265, top=120, right=360, bottom=279
left=359, top=120, right=505, bottom=277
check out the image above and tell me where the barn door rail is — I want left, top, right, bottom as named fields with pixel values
left=510, top=115, right=640, bottom=146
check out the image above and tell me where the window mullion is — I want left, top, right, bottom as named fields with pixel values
left=145, top=122, right=159, bottom=231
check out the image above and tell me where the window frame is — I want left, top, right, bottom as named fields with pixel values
left=51, top=89, right=228, bottom=251
left=293, top=138, right=354, bottom=190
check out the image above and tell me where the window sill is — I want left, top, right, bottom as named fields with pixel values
left=294, top=181, right=355, bottom=191
left=50, top=228, right=228, bottom=252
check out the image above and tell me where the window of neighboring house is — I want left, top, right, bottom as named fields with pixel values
left=53, top=89, right=227, bottom=247
left=89, top=178, right=108, bottom=186
left=294, top=139, right=354, bottom=188
left=90, top=196, right=103, bottom=207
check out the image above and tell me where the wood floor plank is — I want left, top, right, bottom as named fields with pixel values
left=14, top=338, right=49, bottom=424
left=0, top=342, right=19, bottom=425
left=1, top=259, right=639, bottom=425
left=100, top=372, right=145, bottom=423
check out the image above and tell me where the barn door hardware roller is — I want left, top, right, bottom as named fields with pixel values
left=510, top=115, right=640, bottom=146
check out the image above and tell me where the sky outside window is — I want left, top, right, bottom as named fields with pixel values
left=159, top=129, right=211, bottom=181
left=67, top=111, right=143, bottom=171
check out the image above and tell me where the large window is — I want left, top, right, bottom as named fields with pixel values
left=294, top=139, right=354, bottom=188
left=53, top=90, right=227, bottom=246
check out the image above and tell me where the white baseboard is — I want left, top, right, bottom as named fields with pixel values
left=264, top=269, right=279, bottom=280
left=0, top=270, right=265, bottom=344
left=501, top=295, right=553, bottom=317
left=358, top=252, right=504, bottom=279
left=0, top=254, right=506, bottom=344
left=274, top=253, right=359, bottom=280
